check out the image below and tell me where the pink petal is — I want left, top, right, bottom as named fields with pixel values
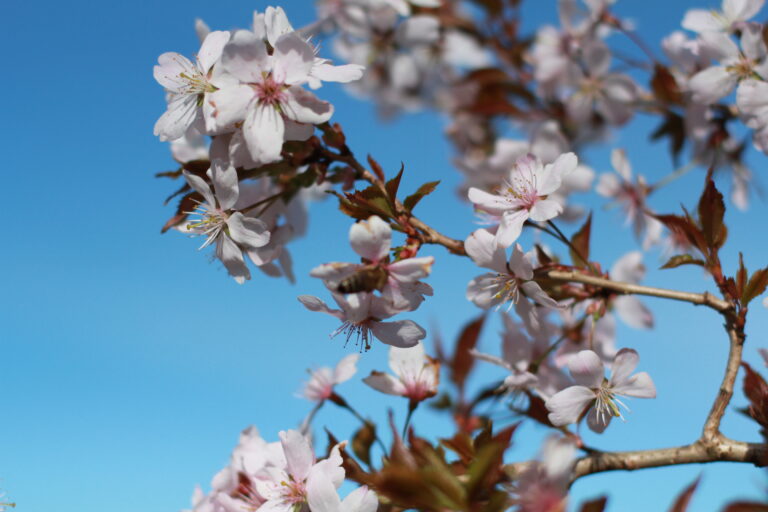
left=613, top=295, right=654, bottom=329
left=363, top=371, right=407, bottom=396
left=370, top=320, right=425, bottom=348
left=387, top=257, right=434, bottom=282
left=612, top=371, right=656, bottom=398
left=333, top=354, right=360, bottom=383
left=465, top=228, right=508, bottom=272
left=496, top=209, right=529, bottom=247
left=528, top=199, right=563, bottom=222
left=279, top=430, right=314, bottom=482
left=273, top=33, right=315, bottom=85
left=283, top=86, right=334, bottom=124
left=227, top=212, right=271, bottom=249
left=197, top=31, right=231, bottom=73
left=244, top=104, right=285, bottom=164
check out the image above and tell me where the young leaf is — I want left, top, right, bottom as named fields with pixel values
left=368, top=155, right=386, bottom=182
left=741, top=362, right=768, bottom=434
left=385, top=164, right=405, bottom=204
left=580, top=496, right=609, bottom=512
left=668, top=477, right=700, bottom=512
left=743, top=268, right=768, bottom=306
left=660, top=254, right=706, bottom=270
left=698, top=179, right=726, bottom=250
left=569, top=213, right=592, bottom=268
left=404, top=181, right=440, bottom=212
left=450, top=315, right=486, bottom=392
left=352, top=421, right=377, bottom=466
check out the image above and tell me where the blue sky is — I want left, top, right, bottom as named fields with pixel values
left=3, top=0, right=768, bottom=510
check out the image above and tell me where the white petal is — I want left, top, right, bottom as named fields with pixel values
left=244, top=104, right=285, bottom=164
left=689, top=66, right=737, bottom=103
left=333, top=354, right=360, bottom=383
left=389, top=342, right=426, bottom=378
left=279, top=430, right=314, bottom=482
left=221, top=30, right=270, bottom=82
left=546, top=386, right=596, bottom=426
left=363, top=371, right=407, bottom=396
left=340, top=486, right=379, bottom=512
left=283, top=86, right=334, bottom=125
left=370, top=320, right=425, bottom=348
left=465, top=228, right=508, bottom=272
left=216, top=236, right=250, bottom=284
left=508, top=244, right=534, bottom=280
left=681, top=9, right=725, bottom=32
left=387, top=257, right=434, bottom=282
left=567, top=350, right=605, bottom=388
left=528, top=199, right=563, bottom=222
left=155, top=94, right=198, bottom=141
left=306, top=470, right=342, bottom=512
left=612, top=371, right=656, bottom=398
left=349, top=216, right=391, bottom=262
left=609, top=348, right=639, bottom=386
left=273, top=33, right=315, bottom=85
left=265, top=6, right=295, bottom=46
left=198, top=31, right=231, bottom=73
left=496, top=209, right=528, bottom=248
left=586, top=406, right=612, bottom=433
left=227, top=212, right=271, bottom=249
left=613, top=295, right=654, bottom=329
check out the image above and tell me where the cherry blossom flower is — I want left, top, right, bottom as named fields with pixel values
left=565, top=40, right=639, bottom=126
left=554, top=312, right=617, bottom=369
left=688, top=25, right=768, bottom=104
left=608, top=252, right=654, bottom=329
left=596, top=149, right=662, bottom=249
left=298, top=293, right=425, bottom=349
left=471, top=312, right=568, bottom=397
left=307, top=474, right=379, bottom=512
left=682, top=0, right=764, bottom=34
left=154, top=31, right=231, bottom=141
left=363, top=341, right=439, bottom=403
left=302, top=354, right=360, bottom=402
left=465, top=228, right=560, bottom=311
left=310, top=216, right=434, bottom=311
left=209, top=26, right=363, bottom=164
left=182, top=167, right=271, bottom=284
left=511, top=436, right=576, bottom=512
left=468, top=153, right=578, bottom=248
left=546, top=349, right=656, bottom=433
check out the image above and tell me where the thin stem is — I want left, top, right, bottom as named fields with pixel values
left=650, top=160, right=699, bottom=192
left=403, top=401, right=418, bottom=438
left=546, top=220, right=598, bottom=274
left=334, top=399, right=389, bottom=454
left=545, top=269, right=733, bottom=312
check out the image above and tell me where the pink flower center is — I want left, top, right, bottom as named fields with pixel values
left=255, top=74, right=287, bottom=106
left=503, top=166, right=540, bottom=210
left=278, top=479, right=307, bottom=505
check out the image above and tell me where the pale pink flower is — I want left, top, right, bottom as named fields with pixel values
left=302, top=354, right=360, bottom=402
left=255, top=430, right=345, bottom=512
left=471, top=312, right=568, bottom=397
left=688, top=25, right=768, bottom=104
left=209, top=28, right=362, bottom=164
left=596, top=149, right=662, bottom=249
left=553, top=312, right=617, bottom=369
left=468, top=153, right=578, bottom=248
left=546, top=349, right=656, bottom=433
left=310, top=216, right=434, bottom=311
left=465, top=228, right=560, bottom=310
left=682, top=0, right=764, bottom=33
left=512, top=436, right=576, bottom=512
left=609, top=252, right=654, bottom=329
left=363, top=341, right=439, bottom=403
left=298, top=293, right=425, bottom=349
left=154, top=31, right=231, bottom=141
left=182, top=167, right=271, bottom=284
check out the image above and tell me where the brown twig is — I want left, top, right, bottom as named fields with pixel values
left=544, top=269, right=733, bottom=313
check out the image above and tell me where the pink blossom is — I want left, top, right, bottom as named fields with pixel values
left=302, top=354, right=360, bottom=402
left=310, top=216, right=434, bottom=311
left=468, top=153, right=578, bottom=248
left=546, top=349, right=656, bottom=433
left=682, top=0, right=764, bottom=33
left=363, top=342, right=439, bottom=403
left=465, top=228, right=560, bottom=310
left=298, top=293, right=425, bottom=349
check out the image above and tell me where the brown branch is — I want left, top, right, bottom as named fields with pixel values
left=506, top=437, right=767, bottom=482
left=545, top=269, right=733, bottom=313
left=702, top=315, right=746, bottom=440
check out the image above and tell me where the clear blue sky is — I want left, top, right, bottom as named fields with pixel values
left=4, top=0, right=768, bottom=510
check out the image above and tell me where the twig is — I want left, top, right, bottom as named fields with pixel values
left=544, top=269, right=733, bottom=312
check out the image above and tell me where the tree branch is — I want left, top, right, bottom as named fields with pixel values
left=544, top=270, right=733, bottom=313
left=506, top=437, right=767, bottom=482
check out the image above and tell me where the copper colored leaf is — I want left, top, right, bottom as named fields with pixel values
left=321, top=122, right=346, bottom=149
left=368, top=155, right=386, bottom=182
left=161, top=192, right=200, bottom=233
left=698, top=179, right=726, bottom=250
left=580, top=496, right=609, bottom=512
left=722, top=502, right=768, bottom=511
left=440, top=432, right=475, bottom=464
left=451, top=315, right=486, bottom=391
left=385, top=164, right=405, bottom=204
left=669, top=477, right=700, bottom=512
left=660, top=254, right=706, bottom=270
left=651, top=64, right=683, bottom=104
left=655, top=214, right=707, bottom=257
left=569, top=213, right=592, bottom=268
left=743, top=268, right=768, bottom=305
left=737, top=253, right=748, bottom=299
left=403, top=181, right=440, bottom=212
left=523, top=392, right=554, bottom=427
left=741, top=362, right=768, bottom=431
left=651, top=113, right=686, bottom=164
left=352, top=422, right=377, bottom=466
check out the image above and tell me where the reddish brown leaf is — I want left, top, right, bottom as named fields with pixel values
left=743, top=268, right=768, bottom=306
left=651, top=64, right=683, bottom=104
left=698, top=179, right=726, bottom=250
left=668, top=477, right=700, bottom=512
left=403, top=181, right=440, bottom=212
left=580, top=496, right=609, bottom=512
left=569, top=212, right=592, bottom=268
left=352, top=421, right=377, bottom=466
left=161, top=192, right=200, bottom=233
left=660, top=254, right=706, bottom=270
left=741, top=362, right=768, bottom=433
left=450, top=315, right=486, bottom=392
left=722, top=502, right=768, bottom=511
left=655, top=214, right=708, bottom=257
left=385, top=164, right=405, bottom=204
left=368, top=155, right=386, bottom=182
left=737, top=253, right=748, bottom=300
